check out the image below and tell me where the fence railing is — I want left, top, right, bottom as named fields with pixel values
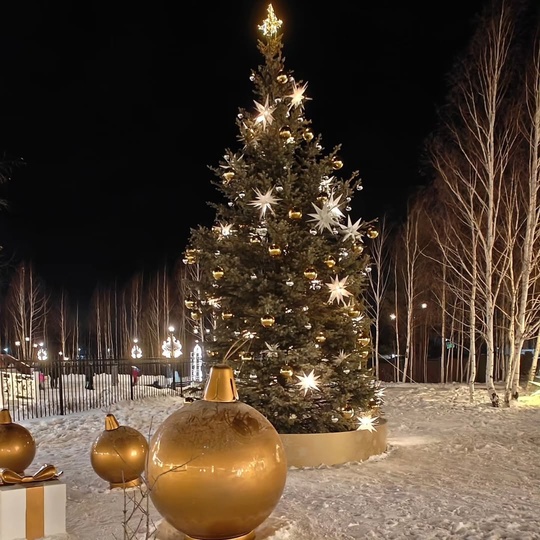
left=0, top=358, right=195, bottom=421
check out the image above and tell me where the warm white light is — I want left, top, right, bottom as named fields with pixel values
left=390, top=313, right=396, bottom=320
left=421, top=303, right=427, bottom=309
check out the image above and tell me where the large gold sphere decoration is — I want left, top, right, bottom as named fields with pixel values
left=0, top=409, right=36, bottom=474
left=90, top=414, right=149, bottom=489
left=146, top=364, right=288, bottom=540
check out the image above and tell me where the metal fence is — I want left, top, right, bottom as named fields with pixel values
left=0, top=358, right=193, bottom=422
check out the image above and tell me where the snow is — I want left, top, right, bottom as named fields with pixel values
left=9, top=383, right=540, bottom=540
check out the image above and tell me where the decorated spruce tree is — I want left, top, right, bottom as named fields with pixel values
left=183, top=4, right=382, bottom=434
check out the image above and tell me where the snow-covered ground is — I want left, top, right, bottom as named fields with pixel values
left=9, top=382, right=540, bottom=539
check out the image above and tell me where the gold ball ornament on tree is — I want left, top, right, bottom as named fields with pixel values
left=288, top=207, right=302, bottom=220
left=260, top=314, right=276, bottom=328
left=146, top=364, right=288, bottom=540
left=90, top=414, right=149, bottom=489
left=268, top=244, right=282, bottom=257
left=0, top=409, right=36, bottom=474
left=212, top=267, right=225, bottom=280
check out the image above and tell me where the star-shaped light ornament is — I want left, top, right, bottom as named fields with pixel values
left=326, top=192, right=346, bottom=220
left=249, top=187, right=281, bottom=218
left=287, top=80, right=311, bottom=110
left=326, top=275, right=353, bottom=305
left=333, top=350, right=351, bottom=365
left=258, top=4, right=282, bottom=37
left=295, top=370, right=321, bottom=396
left=253, top=96, right=275, bottom=130
left=264, top=342, right=280, bottom=357
left=218, top=222, right=234, bottom=237
left=356, top=415, right=379, bottom=433
left=340, top=215, right=364, bottom=243
left=308, top=203, right=340, bottom=233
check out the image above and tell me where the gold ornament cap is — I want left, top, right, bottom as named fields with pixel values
left=0, top=409, right=12, bottom=424
left=105, top=414, right=120, bottom=431
left=203, top=364, right=239, bottom=402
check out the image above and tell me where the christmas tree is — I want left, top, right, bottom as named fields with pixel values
left=183, top=4, right=382, bottom=434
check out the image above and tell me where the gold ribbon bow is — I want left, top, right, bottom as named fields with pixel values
left=0, top=464, right=62, bottom=485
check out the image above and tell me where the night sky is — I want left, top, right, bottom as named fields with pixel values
left=0, top=1, right=486, bottom=303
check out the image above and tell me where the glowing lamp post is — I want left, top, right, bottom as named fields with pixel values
left=162, top=326, right=183, bottom=395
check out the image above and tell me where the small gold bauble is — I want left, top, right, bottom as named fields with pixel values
left=222, top=171, right=235, bottom=183
left=268, top=244, right=282, bottom=257
left=221, top=312, right=234, bottom=321
left=324, top=256, right=336, bottom=268
left=352, top=243, right=364, bottom=254
left=367, top=227, right=379, bottom=239
left=332, top=159, right=343, bottom=170
left=212, top=267, right=224, bottom=280
left=303, top=130, right=314, bottom=142
left=288, top=208, right=302, bottom=220
left=342, top=404, right=354, bottom=419
left=0, top=409, right=36, bottom=474
left=146, top=365, right=287, bottom=540
left=184, top=298, right=196, bottom=310
left=315, top=332, right=326, bottom=344
left=304, top=268, right=317, bottom=280
left=90, top=414, right=148, bottom=489
left=358, top=337, right=370, bottom=347
left=316, top=193, right=328, bottom=205
left=280, top=365, right=294, bottom=379
left=279, top=126, right=291, bottom=139
left=277, top=73, right=288, bottom=84
left=191, top=311, right=201, bottom=321
left=261, top=315, right=275, bottom=328
left=359, top=350, right=370, bottom=359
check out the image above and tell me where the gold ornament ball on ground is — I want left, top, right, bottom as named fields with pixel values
left=90, top=413, right=148, bottom=488
left=146, top=364, right=287, bottom=540
left=0, top=409, right=36, bottom=474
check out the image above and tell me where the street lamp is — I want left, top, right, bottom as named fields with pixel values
left=161, top=326, right=183, bottom=394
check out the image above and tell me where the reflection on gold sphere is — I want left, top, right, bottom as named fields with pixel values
left=367, top=227, right=379, bottom=239
left=146, top=365, right=287, bottom=540
left=90, top=414, right=149, bottom=489
left=0, top=409, right=36, bottom=474
left=221, top=312, right=234, bottom=321
left=304, top=268, right=317, bottom=280
left=277, top=73, right=288, bottom=84
left=332, top=159, right=343, bottom=170
left=315, top=332, right=326, bottom=344
left=303, top=129, right=314, bottom=142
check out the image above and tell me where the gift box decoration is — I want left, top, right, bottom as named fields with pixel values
left=0, top=479, right=66, bottom=540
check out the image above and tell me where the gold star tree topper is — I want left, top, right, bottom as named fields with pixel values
left=258, top=4, right=283, bottom=37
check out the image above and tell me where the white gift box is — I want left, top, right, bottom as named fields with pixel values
left=0, top=480, right=66, bottom=540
